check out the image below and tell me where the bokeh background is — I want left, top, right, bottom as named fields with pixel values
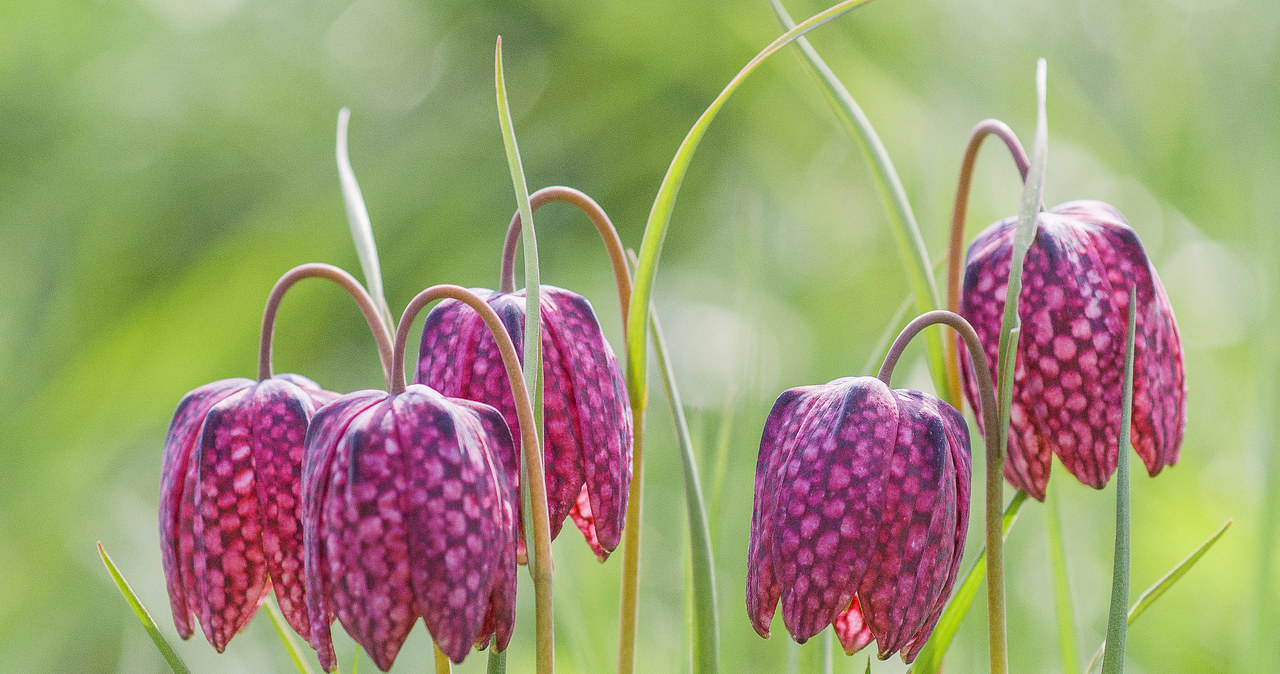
left=2, top=0, right=1274, bottom=671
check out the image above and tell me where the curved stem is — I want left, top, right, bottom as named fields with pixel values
left=392, top=284, right=555, bottom=674
left=499, top=186, right=650, bottom=674
left=258, top=262, right=395, bottom=389
left=943, top=120, right=1030, bottom=410
left=500, top=186, right=633, bottom=314
left=877, top=309, right=1006, bottom=674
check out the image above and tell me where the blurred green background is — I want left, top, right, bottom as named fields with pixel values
left=1, top=0, right=1274, bottom=671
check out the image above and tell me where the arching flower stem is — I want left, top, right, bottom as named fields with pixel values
left=877, top=310, right=1007, bottom=674
left=943, top=120, right=1030, bottom=410
left=499, top=186, right=652, bottom=672
left=257, top=262, right=395, bottom=389
left=392, top=284, right=555, bottom=674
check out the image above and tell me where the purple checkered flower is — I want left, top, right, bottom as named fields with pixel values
left=159, top=373, right=337, bottom=651
left=746, top=377, right=971, bottom=663
left=959, top=200, right=1187, bottom=500
left=302, top=384, right=518, bottom=671
left=416, top=286, right=632, bottom=560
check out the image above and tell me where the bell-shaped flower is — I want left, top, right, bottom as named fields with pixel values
left=416, top=286, right=631, bottom=560
left=959, top=200, right=1186, bottom=500
left=746, top=376, right=971, bottom=663
left=159, top=373, right=337, bottom=651
left=302, top=384, right=518, bottom=671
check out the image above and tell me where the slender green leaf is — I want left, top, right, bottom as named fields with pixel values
left=769, top=0, right=951, bottom=403
left=263, top=595, right=316, bottom=674
left=335, top=108, right=393, bottom=330
left=1085, top=519, right=1232, bottom=673
left=495, top=36, right=545, bottom=576
left=994, top=59, right=1047, bottom=466
left=626, top=0, right=877, bottom=406
left=909, top=490, right=1028, bottom=674
left=1101, top=286, right=1138, bottom=674
left=1047, top=494, right=1081, bottom=674
left=97, top=542, right=191, bottom=674
left=650, top=303, right=720, bottom=674
left=352, top=646, right=360, bottom=674
left=821, top=629, right=834, bottom=674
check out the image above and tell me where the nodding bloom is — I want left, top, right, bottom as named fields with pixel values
left=302, top=384, right=518, bottom=671
left=416, top=286, right=632, bottom=560
left=746, top=377, right=971, bottom=663
left=959, top=200, right=1186, bottom=500
left=159, top=374, right=337, bottom=651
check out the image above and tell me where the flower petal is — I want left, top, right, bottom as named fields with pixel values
left=322, top=402, right=416, bottom=671
left=191, top=388, right=268, bottom=652
left=249, top=378, right=317, bottom=641
left=395, top=387, right=504, bottom=664
left=302, top=390, right=387, bottom=670
left=540, top=288, right=632, bottom=553
left=857, top=391, right=958, bottom=658
left=775, top=378, right=897, bottom=644
left=833, top=597, right=874, bottom=655
left=747, top=386, right=814, bottom=638
left=160, top=379, right=251, bottom=639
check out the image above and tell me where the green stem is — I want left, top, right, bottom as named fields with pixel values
left=1101, top=286, right=1137, bottom=674
left=875, top=310, right=1005, bottom=674
left=434, top=643, right=453, bottom=673
left=392, top=285, right=554, bottom=674
left=487, top=648, right=508, bottom=674
left=264, top=596, right=316, bottom=674
left=257, top=263, right=395, bottom=388
left=97, top=542, right=192, bottom=674
left=770, top=0, right=951, bottom=405
left=1046, top=494, right=1080, bottom=674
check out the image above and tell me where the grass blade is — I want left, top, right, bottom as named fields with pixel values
left=1100, top=286, right=1138, bottom=674
left=909, top=490, right=1028, bottom=674
left=97, top=542, right=191, bottom=674
left=264, top=595, right=316, bottom=674
left=335, top=108, right=393, bottom=330
left=769, top=0, right=951, bottom=404
left=1046, top=494, right=1081, bottom=674
left=1085, top=519, right=1232, bottom=672
left=625, top=0, right=878, bottom=406
left=650, top=299, right=721, bottom=674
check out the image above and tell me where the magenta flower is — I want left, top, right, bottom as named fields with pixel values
left=959, top=200, right=1186, bottom=500
left=746, top=377, right=971, bottom=663
left=416, top=286, right=632, bottom=560
left=302, top=384, right=518, bottom=671
left=159, top=373, right=337, bottom=651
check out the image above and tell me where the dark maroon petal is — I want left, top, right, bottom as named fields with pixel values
left=775, top=378, right=898, bottom=643
left=449, top=399, right=519, bottom=653
left=902, top=400, right=973, bottom=663
left=857, top=391, right=958, bottom=658
left=746, top=386, right=814, bottom=638
left=160, top=379, right=251, bottom=639
left=322, top=402, right=417, bottom=671
left=302, top=390, right=387, bottom=670
left=390, top=387, right=503, bottom=664
left=541, top=288, right=632, bottom=553
left=833, top=598, right=874, bottom=655
left=191, top=388, right=268, bottom=652
left=249, top=378, right=317, bottom=641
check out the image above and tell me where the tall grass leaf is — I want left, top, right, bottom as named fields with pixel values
left=1100, top=286, right=1138, bottom=674
left=97, top=542, right=191, bottom=674
left=264, top=595, right=316, bottom=674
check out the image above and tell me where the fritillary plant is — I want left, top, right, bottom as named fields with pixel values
left=94, top=3, right=1234, bottom=674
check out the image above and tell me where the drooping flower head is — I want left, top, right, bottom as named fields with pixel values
left=302, top=384, right=518, bottom=671
left=747, top=376, right=971, bottom=663
left=159, top=373, right=337, bottom=651
left=958, top=200, right=1186, bottom=500
left=416, top=285, right=632, bottom=559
